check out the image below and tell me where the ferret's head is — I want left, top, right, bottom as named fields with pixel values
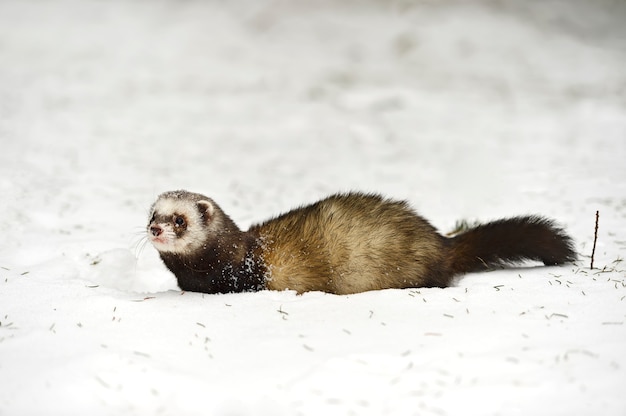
left=147, top=190, right=227, bottom=255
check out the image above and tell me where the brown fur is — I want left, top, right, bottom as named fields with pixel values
left=250, top=193, right=448, bottom=294
left=147, top=191, right=576, bottom=295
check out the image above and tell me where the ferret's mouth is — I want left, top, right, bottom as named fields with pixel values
left=149, top=235, right=181, bottom=254
left=150, top=235, right=169, bottom=245
left=148, top=224, right=175, bottom=249
left=147, top=222, right=197, bottom=254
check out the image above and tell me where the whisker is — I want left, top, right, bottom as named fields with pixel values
left=130, top=232, right=150, bottom=258
left=136, top=237, right=149, bottom=258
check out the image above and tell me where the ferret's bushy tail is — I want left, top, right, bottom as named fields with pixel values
left=447, top=216, right=577, bottom=275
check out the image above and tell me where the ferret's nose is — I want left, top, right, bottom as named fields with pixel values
left=150, top=226, right=163, bottom=237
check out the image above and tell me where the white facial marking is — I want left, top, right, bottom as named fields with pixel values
left=148, top=196, right=213, bottom=255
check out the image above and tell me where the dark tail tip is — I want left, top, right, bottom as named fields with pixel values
left=448, top=215, right=577, bottom=275
left=525, top=216, right=577, bottom=265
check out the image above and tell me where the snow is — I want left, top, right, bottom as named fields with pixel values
left=1, top=0, right=625, bottom=414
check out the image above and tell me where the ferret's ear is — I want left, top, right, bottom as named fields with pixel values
left=197, top=200, right=215, bottom=219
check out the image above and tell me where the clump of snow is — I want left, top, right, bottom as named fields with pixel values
left=1, top=0, right=625, bottom=415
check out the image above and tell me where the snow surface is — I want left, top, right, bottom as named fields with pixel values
left=1, top=0, right=625, bottom=415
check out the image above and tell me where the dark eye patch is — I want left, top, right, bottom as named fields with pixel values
left=174, top=215, right=186, bottom=227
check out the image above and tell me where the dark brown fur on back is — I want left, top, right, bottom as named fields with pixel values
left=148, top=191, right=577, bottom=294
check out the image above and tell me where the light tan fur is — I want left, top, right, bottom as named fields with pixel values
left=250, top=193, right=445, bottom=294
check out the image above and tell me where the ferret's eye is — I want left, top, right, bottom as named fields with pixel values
left=174, top=216, right=185, bottom=227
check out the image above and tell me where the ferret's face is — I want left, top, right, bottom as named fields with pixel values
left=147, top=196, right=216, bottom=255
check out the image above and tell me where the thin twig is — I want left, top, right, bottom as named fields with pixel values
left=591, top=210, right=599, bottom=269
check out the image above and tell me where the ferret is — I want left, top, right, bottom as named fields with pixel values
left=147, top=190, right=576, bottom=295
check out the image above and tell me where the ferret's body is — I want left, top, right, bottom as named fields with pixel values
left=251, top=193, right=447, bottom=294
left=147, top=190, right=576, bottom=295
